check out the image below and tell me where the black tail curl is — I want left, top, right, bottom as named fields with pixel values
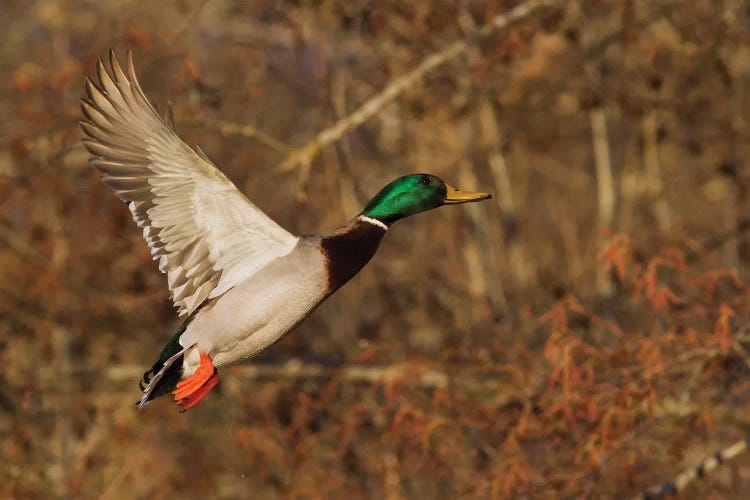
left=136, top=319, right=190, bottom=407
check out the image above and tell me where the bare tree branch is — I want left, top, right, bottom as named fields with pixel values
left=277, top=0, right=555, bottom=172
left=61, top=360, right=450, bottom=389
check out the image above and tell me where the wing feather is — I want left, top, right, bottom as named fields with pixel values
left=81, top=50, right=299, bottom=316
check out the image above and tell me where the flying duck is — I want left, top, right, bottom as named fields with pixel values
left=79, top=51, right=491, bottom=411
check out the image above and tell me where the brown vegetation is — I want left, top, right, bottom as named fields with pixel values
left=2, top=0, right=750, bottom=498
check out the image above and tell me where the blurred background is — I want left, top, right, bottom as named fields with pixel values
left=3, top=0, right=750, bottom=497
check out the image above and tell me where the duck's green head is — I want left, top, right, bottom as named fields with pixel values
left=361, top=174, right=491, bottom=226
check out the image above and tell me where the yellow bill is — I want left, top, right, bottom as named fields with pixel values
left=443, top=184, right=492, bottom=204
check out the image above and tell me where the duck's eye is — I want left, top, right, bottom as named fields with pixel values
left=420, top=177, right=430, bottom=186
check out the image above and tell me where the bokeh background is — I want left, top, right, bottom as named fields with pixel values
left=3, top=0, right=750, bottom=498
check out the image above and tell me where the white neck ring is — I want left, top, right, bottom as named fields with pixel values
left=358, top=215, right=388, bottom=231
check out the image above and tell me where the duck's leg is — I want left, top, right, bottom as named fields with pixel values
left=172, top=352, right=218, bottom=411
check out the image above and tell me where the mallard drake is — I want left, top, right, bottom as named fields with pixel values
left=80, top=51, right=491, bottom=411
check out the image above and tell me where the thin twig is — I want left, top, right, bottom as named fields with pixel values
left=637, top=434, right=750, bottom=500
left=182, top=117, right=292, bottom=156
left=277, top=0, right=555, bottom=172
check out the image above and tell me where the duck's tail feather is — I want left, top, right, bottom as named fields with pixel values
left=136, top=320, right=193, bottom=409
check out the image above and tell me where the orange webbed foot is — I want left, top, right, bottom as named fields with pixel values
left=178, top=372, right=219, bottom=412
left=173, top=352, right=218, bottom=411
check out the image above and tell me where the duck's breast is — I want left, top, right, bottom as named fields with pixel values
left=180, top=239, right=328, bottom=367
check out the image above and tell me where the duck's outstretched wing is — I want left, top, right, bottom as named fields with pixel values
left=80, top=51, right=299, bottom=316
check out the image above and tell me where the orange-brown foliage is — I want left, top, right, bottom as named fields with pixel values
left=2, top=0, right=750, bottom=498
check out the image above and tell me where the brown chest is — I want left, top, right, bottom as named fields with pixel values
left=320, top=219, right=386, bottom=294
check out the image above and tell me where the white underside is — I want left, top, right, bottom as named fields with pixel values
left=178, top=237, right=328, bottom=377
